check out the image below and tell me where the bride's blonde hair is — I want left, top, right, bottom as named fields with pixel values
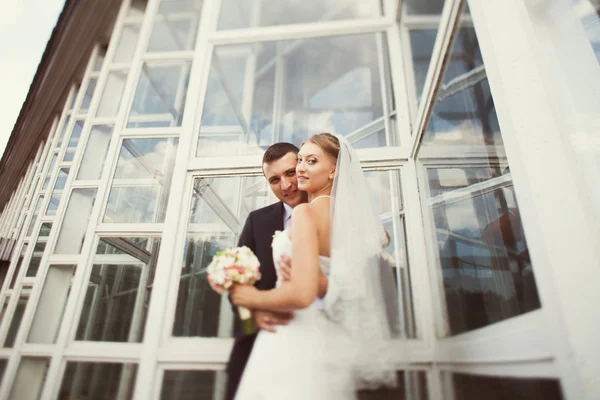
left=303, top=133, right=340, bottom=164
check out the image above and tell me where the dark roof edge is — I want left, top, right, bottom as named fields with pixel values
left=0, top=0, right=121, bottom=212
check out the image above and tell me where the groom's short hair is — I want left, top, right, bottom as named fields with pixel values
left=262, top=142, right=299, bottom=165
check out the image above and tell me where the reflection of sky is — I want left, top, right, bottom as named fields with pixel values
left=130, top=64, right=190, bottom=122
left=309, top=68, right=372, bottom=108
left=115, top=138, right=178, bottom=180
left=148, top=18, right=193, bottom=52
left=217, top=0, right=380, bottom=30
left=54, top=168, right=70, bottom=190
left=190, top=176, right=272, bottom=237
left=428, top=167, right=499, bottom=197
left=364, top=170, right=395, bottom=215
left=411, top=28, right=502, bottom=145
left=198, top=33, right=384, bottom=153
left=406, top=0, right=445, bottom=15
left=430, top=167, right=519, bottom=239
left=410, top=29, right=437, bottom=98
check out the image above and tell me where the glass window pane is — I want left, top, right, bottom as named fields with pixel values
left=63, top=120, right=84, bottom=162
left=96, top=70, right=128, bottom=118
left=77, top=125, right=114, bottom=180
left=9, top=243, right=29, bottom=289
left=173, top=176, right=270, bottom=337
left=104, top=138, right=178, bottom=223
left=197, top=33, right=393, bottom=156
left=59, top=362, right=137, bottom=399
left=0, top=266, right=7, bottom=294
left=451, top=373, right=563, bottom=400
left=421, top=27, right=501, bottom=147
left=46, top=168, right=70, bottom=216
left=358, top=371, right=428, bottom=400
left=218, top=0, right=381, bottom=30
left=93, top=45, right=107, bottom=71
left=56, top=116, right=71, bottom=148
left=0, top=359, right=7, bottom=383
left=55, top=189, right=97, bottom=254
left=43, top=153, right=58, bottom=190
left=80, top=78, right=97, bottom=113
left=364, top=170, right=415, bottom=338
left=25, top=177, right=39, bottom=210
left=425, top=167, right=541, bottom=335
left=160, top=370, right=219, bottom=399
left=9, top=357, right=49, bottom=400
left=128, top=0, right=147, bottom=17
left=417, top=18, right=540, bottom=336
left=406, top=0, right=445, bottom=15
left=127, top=62, right=192, bottom=128
left=147, top=0, right=203, bottom=52
left=0, top=297, right=10, bottom=326
left=27, top=265, right=76, bottom=344
left=405, top=0, right=469, bottom=15
left=75, top=237, right=161, bottom=342
left=4, top=293, right=29, bottom=348
left=409, top=29, right=438, bottom=104
left=27, top=196, right=44, bottom=236
left=114, top=24, right=141, bottom=63
left=69, top=85, right=80, bottom=110
left=26, top=224, right=51, bottom=278
left=39, top=222, right=52, bottom=237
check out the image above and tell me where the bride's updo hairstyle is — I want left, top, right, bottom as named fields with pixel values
left=304, top=133, right=340, bottom=164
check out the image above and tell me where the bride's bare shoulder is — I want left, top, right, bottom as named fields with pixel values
left=291, top=202, right=313, bottom=217
left=291, top=203, right=320, bottom=224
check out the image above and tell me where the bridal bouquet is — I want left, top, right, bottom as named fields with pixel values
left=207, top=246, right=261, bottom=322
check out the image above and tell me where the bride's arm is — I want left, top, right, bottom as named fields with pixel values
left=230, top=204, right=320, bottom=312
left=277, top=255, right=328, bottom=298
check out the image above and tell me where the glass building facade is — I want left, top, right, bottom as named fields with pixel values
left=0, top=0, right=598, bottom=399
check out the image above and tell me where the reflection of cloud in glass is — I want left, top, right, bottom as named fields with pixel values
left=436, top=168, right=469, bottom=187
left=116, top=139, right=172, bottom=180
left=106, top=138, right=178, bottom=223
left=129, top=63, right=191, bottom=127
left=197, top=138, right=264, bottom=155
left=147, top=0, right=203, bottom=52
left=198, top=33, right=388, bottom=155
left=309, top=68, right=372, bottom=109
left=217, top=0, right=380, bottom=30
left=364, top=170, right=394, bottom=215
left=442, top=200, right=480, bottom=237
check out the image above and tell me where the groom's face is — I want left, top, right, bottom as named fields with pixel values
left=263, top=152, right=304, bottom=208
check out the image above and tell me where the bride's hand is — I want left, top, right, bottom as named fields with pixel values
left=230, top=284, right=259, bottom=308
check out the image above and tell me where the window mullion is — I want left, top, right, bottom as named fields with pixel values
left=409, top=0, right=465, bottom=159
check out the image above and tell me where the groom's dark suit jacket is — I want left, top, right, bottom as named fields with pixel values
left=225, top=201, right=284, bottom=400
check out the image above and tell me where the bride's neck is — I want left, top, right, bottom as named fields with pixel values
left=307, top=187, right=332, bottom=203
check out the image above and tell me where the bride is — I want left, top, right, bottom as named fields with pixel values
left=230, top=133, right=399, bottom=399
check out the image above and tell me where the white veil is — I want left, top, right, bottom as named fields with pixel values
left=322, top=134, right=401, bottom=390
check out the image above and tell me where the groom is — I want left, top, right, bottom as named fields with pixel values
left=225, top=142, right=306, bottom=400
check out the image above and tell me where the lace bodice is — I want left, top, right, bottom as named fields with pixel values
left=271, top=229, right=331, bottom=287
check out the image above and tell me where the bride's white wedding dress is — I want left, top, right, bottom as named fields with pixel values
left=234, top=230, right=356, bottom=400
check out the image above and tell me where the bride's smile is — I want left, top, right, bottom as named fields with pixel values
left=296, top=141, right=336, bottom=195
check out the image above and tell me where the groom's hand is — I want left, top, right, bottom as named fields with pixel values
left=277, top=255, right=328, bottom=298
left=252, top=310, right=293, bottom=333
left=278, top=255, right=293, bottom=281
